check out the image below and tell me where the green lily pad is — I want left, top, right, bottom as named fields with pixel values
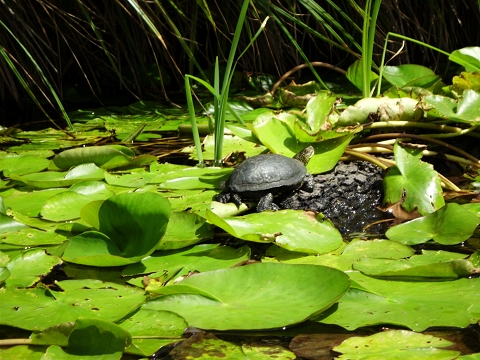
left=353, top=250, right=473, bottom=279
left=0, top=212, right=28, bottom=235
left=10, top=164, right=105, bottom=189
left=333, top=330, right=459, bottom=359
left=120, top=309, right=185, bottom=356
left=122, top=244, right=250, bottom=282
left=265, top=238, right=414, bottom=271
left=383, top=141, right=444, bottom=215
left=5, top=248, right=62, bottom=288
left=449, top=46, right=480, bottom=72
left=346, top=59, right=379, bottom=93
left=53, top=145, right=136, bottom=170
left=2, top=188, right=67, bottom=217
left=62, top=192, right=170, bottom=266
left=386, top=203, right=479, bottom=245
left=207, top=209, right=343, bottom=254
left=0, top=279, right=145, bottom=331
left=316, top=271, right=480, bottom=331
left=145, top=263, right=350, bottom=330
left=424, top=90, right=480, bottom=123
left=41, top=192, right=93, bottom=222
left=0, top=345, right=47, bottom=359
left=382, top=64, right=437, bottom=88
left=158, top=211, right=213, bottom=250
left=0, top=154, right=51, bottom=176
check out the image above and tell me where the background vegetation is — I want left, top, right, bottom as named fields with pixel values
left=1, top=0, right=480, bottom=126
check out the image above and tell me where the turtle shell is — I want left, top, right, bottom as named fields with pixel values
left=224, top=154, right=307, bottom=193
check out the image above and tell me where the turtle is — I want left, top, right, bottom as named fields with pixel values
left=215, top=146, right=315, bottom=212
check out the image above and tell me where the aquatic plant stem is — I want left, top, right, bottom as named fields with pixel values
left=358, top=132, right=480, bottom=166
left=271, top=62, right=347, bottom=94
left=364, top=121, right=480, bottom=138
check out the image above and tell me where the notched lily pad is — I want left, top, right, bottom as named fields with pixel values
left=206, top=209, right=343, bottom=254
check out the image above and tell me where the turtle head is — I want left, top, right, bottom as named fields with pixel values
left=293, top=145, right=314, bottom=165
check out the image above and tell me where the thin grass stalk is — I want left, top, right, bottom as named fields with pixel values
left=0, top=20, right=73, bottom=130
left=153, top=0, right=208, bottom=81
left=185, top=75, right=204, bottom=166
left=77, top=1, right=124, bottom=87
left=361, top=0, right=382, bottom=98
left=0, top=46, right=50, bottom=121
left=213, top=57, right=221, bottom=165
left=213, top=0, right=251, bottom=166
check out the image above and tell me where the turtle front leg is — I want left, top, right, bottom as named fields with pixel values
left=257, top=193, right=279, bottom=212
left=302, top=174, right=315, bottom=192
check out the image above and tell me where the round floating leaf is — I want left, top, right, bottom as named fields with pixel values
left=384, top=142, right=444, bottom=215
left=0, top=154, right=50, bottom=176
left=0, top=212, right=28, bottom=234
left=63, top=192, right=170, bottom=266
left=386, top=203, right=479, bottom=245
left=53, top=145, right=135, bottom=170
left=316, top=271, right=480, bottom=331
left=2, top=228, right=67, bottom=246
left=10, top=164, right=105, bottom=189
left=449, top=46, right=480, bottom=72
left=41, top=191, right=93, bottom=221
left=68, top=318, right=132, bottom=356
left=207, top=209, right=343, bottom=254
left=0, top=279, right=145, bottom=331
left=158, top=211, right=213, bottom=250
left=333, top=330, right=458, bottom=359
left=68, top=180, right=116, bottom=200
left=122, top=244, right=250, bottom=283
left=120, top=309, right=185, bottom=356
left=2, top=189, right=66, bottom=217
left=145, top=262, right=350, bottom=330
left=5, top=249, right=62, bottom=288
left=382, top=64, right=436, bottom=88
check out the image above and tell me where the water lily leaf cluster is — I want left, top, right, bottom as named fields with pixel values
left=2, top=48, right=480, bottom=358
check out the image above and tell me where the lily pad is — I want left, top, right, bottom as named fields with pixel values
left=386, top=203, right=479, bottom=245
left=10, top=164, right=105, bottom=189
left=316, top=271, right=480, bottom=331
left=53, top=145, right=136, bottom=170
left=62, top=192, right=170, bottom=266
left=333, top=330, right=459, bottom=359
left=265, top=238, right=414, bottom=271
left=207, top=209, right=343, bottom=254
left=145, top=262, right=350, bottom=330
left=0, top=279, right=145, bottom=331
left=424, top=90, right=480, bottom=123
left=122, top=244, right=250, bottom=282
left=120, top=309, right=185, bottom=356
left=5, top=249, right=62, bottom=288
left=383, top=141, right=444, bottom=215
left=449, top=46, right=480, bottom=72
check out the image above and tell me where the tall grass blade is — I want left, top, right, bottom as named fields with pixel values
left=0, top=20, right=73, bottom=130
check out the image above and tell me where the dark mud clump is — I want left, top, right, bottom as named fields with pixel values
left=279, top=161, right=390, bottom=235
